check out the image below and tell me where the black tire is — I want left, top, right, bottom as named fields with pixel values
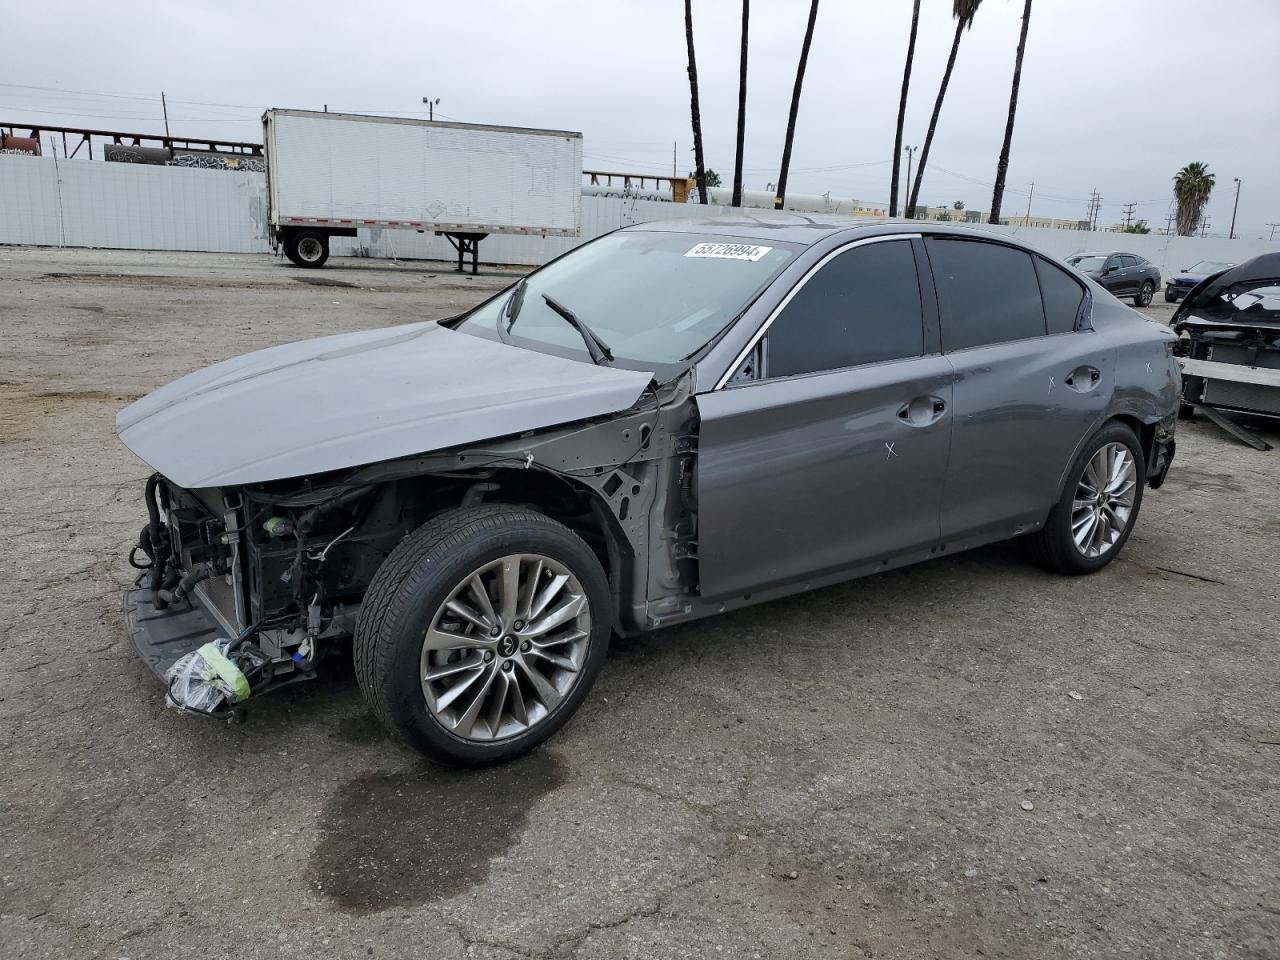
left=284, top=230, right=329, bottom=268
left=1134, top=281, right=1154, bottom=307
left=1178, top=402, right=1196, bottom=420
left=354, top=505, right=612, bottom=765
left=1163, top=289, right=1178, bottom=303
left=1025, top=422, right=1146, bottom=576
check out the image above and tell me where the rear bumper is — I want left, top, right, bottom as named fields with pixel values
left=123, top=587, right=225, bottom=682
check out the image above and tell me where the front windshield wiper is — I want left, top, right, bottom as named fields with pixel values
left=541, top=294, right=614, bottom=366
left=498, top=276, right=529, bottom=339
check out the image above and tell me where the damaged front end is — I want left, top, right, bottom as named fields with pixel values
left=122, top=371, right=703, bottom=716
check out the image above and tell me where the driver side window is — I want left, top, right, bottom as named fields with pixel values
left=763, top=240, right=926, bottom=379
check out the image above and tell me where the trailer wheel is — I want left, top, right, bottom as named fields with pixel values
left=285, top=230, right=329, bottom=268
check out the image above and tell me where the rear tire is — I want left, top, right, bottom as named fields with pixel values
left=1134, top=281, right=1154, bottom=307
left=354, top=505, right=612, bottom=765
left=1025, top=422, right=1145, bottom=575
left=284, top=230, right=329, bottom=268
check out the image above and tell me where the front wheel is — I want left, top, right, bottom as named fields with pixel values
left=1134, top=281, right=1154, bottom=307
left=1025, top=422, right=1146, bottom=575
left=1163, top=289, right=1178, bottom=303
left=354, top=505, right=612, bottom=765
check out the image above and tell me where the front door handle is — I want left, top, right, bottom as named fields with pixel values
left=897, top=395, right=947, bottom=427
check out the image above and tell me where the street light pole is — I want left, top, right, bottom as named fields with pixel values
left=903, top=145, right=917, bottom=217
left=422, top=97, right=440, bottom=121
left=1229, top=177, right=1241, bottom=239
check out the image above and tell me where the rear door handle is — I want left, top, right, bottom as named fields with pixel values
left=897, top=395, right=947, bottom=427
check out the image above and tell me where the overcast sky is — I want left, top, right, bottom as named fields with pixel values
left=5, top=0, right=1278, bottom=237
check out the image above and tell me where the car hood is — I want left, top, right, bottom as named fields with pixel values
left=1171, top=273, right=1204, bottom=284
left=116, top=321, right=654, bottom=488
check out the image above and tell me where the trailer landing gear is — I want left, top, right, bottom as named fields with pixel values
left=439, top=231, right=486, bottom=275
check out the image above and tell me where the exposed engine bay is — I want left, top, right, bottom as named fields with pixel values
left=124, top=373, right=701, bottom=715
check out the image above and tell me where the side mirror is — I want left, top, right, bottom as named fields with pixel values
left=1103, top=265, right=1117, bottom=274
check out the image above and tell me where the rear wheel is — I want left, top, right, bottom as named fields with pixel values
left=354, top=505, right=612, bottom=765
left=1025, top=422, right=1145, bottom=575
left=284, top=230, right=329, bottom=268
left=1134, top=281, right=1154, bottom=307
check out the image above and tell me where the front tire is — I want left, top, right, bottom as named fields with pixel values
left=1135, top=281, right=1154, bottom=307
left=1163, top=289, right=1178, bottom=303
left=354, top=505, right=612, bottom=765
left=1025, top=422, right=1145, bottom=575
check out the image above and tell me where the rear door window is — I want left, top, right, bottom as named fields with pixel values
left=765, top=239, right=926, bottom=378
left=925, top=238, right=1047, bottom=351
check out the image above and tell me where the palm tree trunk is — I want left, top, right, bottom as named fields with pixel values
left=732, top=0, right=749, bottom=207
left=906, top=16, right=965, bottom=219
left=988, top=0, right=1032, bottom=225
left=685, top=0, right=708, bottom=205
left=774, top=0, right=820, bottom=210
left=890, top=0, right=921, bottom=218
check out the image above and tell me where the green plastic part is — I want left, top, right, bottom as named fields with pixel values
left=196, top=642, right=251, bottom=704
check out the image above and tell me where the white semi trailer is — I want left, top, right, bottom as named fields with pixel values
left=262, top=109, right=582, bottom=271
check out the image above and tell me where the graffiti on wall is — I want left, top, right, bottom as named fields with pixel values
left=169, top=151, right=265, bottom=173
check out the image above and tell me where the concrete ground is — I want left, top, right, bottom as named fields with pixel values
left=1, top=248, right=1276, bottom=960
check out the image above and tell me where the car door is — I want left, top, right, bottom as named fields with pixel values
left=695, top=236, right=953, bottom=600
left=923, top=237, right=1112, bottom=541
left=1116, top=255, right=1140, bottom=294
left=1099, top=255, right=1125, bottom=294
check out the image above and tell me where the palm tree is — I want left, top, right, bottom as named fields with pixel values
left=684, top=0, right=708, bottom=205
left=774, top=0, right=821, bottom=210
left=906, top=0, right=982, bottom=219
left=1173, top=162, right=1215, bottom=236
left=732, top=0, right=749, bottom=207
left=988, top=0, right=1032, bottom=225
left=889, top=0, right=922, bottom=218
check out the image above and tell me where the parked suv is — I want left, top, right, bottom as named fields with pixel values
left=1067, top=251, right=1161, bottom=307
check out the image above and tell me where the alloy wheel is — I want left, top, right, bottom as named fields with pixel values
left=1071, top=442, right=1137, bottom=558
left=419, top=554, right=592, bottom=741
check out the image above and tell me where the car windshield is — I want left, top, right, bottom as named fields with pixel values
left=1068, top=255, right=1108, bottom=271
left=1188, top=260, right=1232, bottom=274
left=454, top=231, right=798, bottom=369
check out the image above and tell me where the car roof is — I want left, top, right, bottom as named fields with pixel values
left=622, top=214, right=1024, bottom=248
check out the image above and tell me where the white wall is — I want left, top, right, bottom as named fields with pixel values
left=2, top=154, right=1275, bottom=272
left=0, top=153, right=269, bottom=253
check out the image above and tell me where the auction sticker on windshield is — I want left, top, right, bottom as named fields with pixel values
left=684, top=242, right=774, bottom=262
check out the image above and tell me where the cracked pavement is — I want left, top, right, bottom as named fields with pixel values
left=1, top=248, right=1277, bottom=959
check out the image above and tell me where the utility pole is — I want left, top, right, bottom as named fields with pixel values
left=1023, top=181, right=1034, bottom=224
left=1229, top=177, right=1241, bottom=239
left=1121, top=202, right=1136, bottom=230
left=161, top=91, right=170, bottom=139
left=672, top=141, right=676, bottom=177
left=1267, top=222, right=1279, bottom=241
left=903, top=145, right=917, bottom=218
left=1086, top=189, right=1102, bottom=231
left=1200, top=216, right=1211, bottom=238
left=422, top=97, right=440, bottom=121
left=1164, top=208, right=1176, bottom=236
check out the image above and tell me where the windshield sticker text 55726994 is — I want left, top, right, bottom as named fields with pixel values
left=683, top=242, right=774, bottom=262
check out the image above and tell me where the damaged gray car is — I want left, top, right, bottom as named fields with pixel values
left=119, top=218, right=1180, bottom=764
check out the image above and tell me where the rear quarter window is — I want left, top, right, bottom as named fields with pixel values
left=1036, top=259, right=1087, bottom=334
